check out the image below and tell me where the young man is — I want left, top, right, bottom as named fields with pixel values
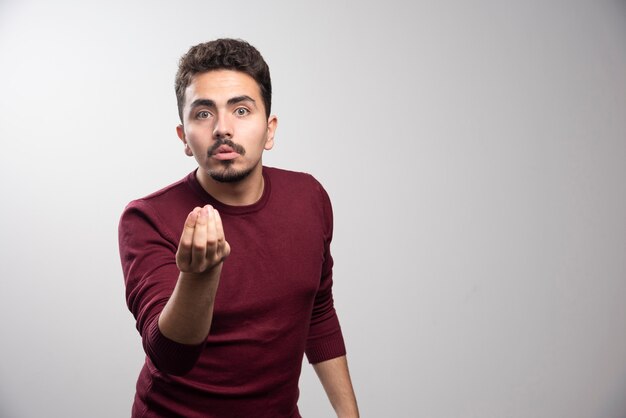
left=118, top=39, right=359, bottom=417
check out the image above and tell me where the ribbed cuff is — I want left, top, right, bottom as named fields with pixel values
left=305, top=329, right=347, bottom=364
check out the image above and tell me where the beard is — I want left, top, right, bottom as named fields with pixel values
left=208, top=161, right=254, bottom=183
left=206, top=138, right=251, bottom=183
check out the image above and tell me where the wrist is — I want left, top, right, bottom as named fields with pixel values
left=179, top=263, right=223, bottom=281
left=337, top=406, right=359, bottom=418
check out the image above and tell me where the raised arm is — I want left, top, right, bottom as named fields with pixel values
left=158, top=205, right=230, bottom=344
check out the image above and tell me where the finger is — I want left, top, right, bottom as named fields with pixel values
left=176, top=208, right=200, bottom=267
left=214, top=210, right=230, bottom=259
left=190, top=206, right=208, bottom=269
left=214, top=209, right=225, bottom=242
left=205, top=205, right=218, bottom=255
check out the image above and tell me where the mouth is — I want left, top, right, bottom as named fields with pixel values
left=212, top=144, right=240, bottom=161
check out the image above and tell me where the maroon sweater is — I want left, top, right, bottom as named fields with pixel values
left=118, top=167, right=346, bottom=418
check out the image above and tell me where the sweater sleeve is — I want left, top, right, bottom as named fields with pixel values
left=305, top=182, right=347, bottom=364
left=118, top=200, right=205, bottom=375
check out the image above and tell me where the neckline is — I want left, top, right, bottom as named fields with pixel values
left=186, top=167, right=272, bottom=215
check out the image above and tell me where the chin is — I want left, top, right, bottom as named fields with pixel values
left=208, top=165, right=254, bottom=183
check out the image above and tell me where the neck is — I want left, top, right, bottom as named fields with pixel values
left=196, top=165, right=264, bottom=206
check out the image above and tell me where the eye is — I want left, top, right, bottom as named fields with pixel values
left=196, top=110, right=211, bottom=119
left=235, top=107, right=249, bottom=116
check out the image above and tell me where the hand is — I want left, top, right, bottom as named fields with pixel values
left=176, top=205, right=230, bottom=274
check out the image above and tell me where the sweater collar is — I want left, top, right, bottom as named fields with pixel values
left=186, top=167, right=272, bottom=215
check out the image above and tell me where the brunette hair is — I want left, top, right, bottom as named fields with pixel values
left=175, top=38, right=272, bottom=122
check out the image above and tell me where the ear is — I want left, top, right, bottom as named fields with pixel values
left=176, top=124, right=193, bottom=156
left=264, top=115, right=278, bottom=151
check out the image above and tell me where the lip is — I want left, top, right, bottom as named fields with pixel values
left=215, top=145, right=235, bottom=154
left=212, top=145, right=240, bottom=160
left=212, top=151, right=240, bottom=160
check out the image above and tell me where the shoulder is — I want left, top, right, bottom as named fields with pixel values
left=119, top=172, right=198, bottom=239
left=264, top=166, right=326, bottom=194
left=263, top=166, right=333, bottom=228
left=123, top=172, right=196, bottom=214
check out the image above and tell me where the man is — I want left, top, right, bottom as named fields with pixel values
left=118, top=38, right=359, bottom=417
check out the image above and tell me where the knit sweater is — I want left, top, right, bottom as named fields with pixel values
left=118, top=166, right=346, bottom=418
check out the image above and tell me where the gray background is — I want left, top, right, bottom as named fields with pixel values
left=1, top=0, right=625, bottom=417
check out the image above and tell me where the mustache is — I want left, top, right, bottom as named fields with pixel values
left=208, top=139, right=246, bottom=156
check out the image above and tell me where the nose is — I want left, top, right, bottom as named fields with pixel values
left=213, top=112, right=233, bottom=139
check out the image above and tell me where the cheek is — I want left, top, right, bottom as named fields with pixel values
left=185, top=128, right=206, bottom=146
left=184, top=132, right=209, bottom=157
left=240, top=123, right=268, bottom=144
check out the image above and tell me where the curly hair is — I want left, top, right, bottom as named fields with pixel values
left=175, top=38, right=272, bottom=122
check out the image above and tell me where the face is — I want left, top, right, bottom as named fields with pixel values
left=176, top=70, right=277, bottom=184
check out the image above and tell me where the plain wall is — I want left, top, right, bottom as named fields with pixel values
left=1, top=0, right=625, bottom=417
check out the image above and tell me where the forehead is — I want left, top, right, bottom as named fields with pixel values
left=185, top=70, right=262, bottom=103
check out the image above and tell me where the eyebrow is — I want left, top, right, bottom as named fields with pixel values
left=227, top=95, right=257, bottom=106
left=189, top=95, right=257, bottom=110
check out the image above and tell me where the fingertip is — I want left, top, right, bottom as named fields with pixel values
left=185, top=207, right=204, bottom=228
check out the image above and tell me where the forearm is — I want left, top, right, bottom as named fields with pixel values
left=313, top=355, right=359, bottom=418
left=158, top=205, right=229, bottom=345
left=158, top=267, right=221, bottom=344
